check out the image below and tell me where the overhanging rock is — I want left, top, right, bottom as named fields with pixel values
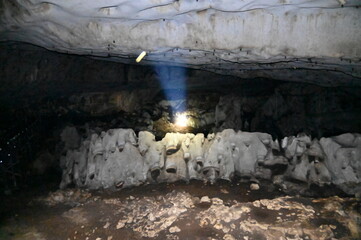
left=1, top=0, right=361, bottom=85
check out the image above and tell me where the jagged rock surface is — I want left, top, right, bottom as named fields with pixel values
left=59, top=127, right=361, bottom=196
left=0, top=0, right=360, bottom=85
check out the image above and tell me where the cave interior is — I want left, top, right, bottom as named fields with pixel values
left=0, top=0, right=361, bottom=239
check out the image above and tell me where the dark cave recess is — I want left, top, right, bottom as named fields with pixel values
left=1, top=43, right=360, bottom=140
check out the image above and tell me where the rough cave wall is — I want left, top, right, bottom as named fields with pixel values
left=0, top=0, right=360, bottom=85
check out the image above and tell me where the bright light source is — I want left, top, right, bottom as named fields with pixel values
left=175, top=112, right=188, bottom=128
left=136, top=51, right=147, bottom=63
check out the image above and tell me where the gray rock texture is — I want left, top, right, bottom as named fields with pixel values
left=0, top=0, right=360, bottom=85
left=59, top=127, right=361, bottom=196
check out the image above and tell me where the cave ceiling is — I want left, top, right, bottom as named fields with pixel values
left=0, top=0, right=361, bottom=86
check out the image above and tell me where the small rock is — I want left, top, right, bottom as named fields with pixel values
left=213, top=222, right=223, bottom=230
left=107, top=236, right=113, bottom=240
left=250, top=183, right=260, bottom=190
left=253, top=200, right=261, bottom=208
left=222, top=226, right=230, bottom=233
left=126, top=216, right=134, bottom=223
left=169, top=226, right=181, bottom=233
left=129, top=196, right=135, bottom=200
left=148, top=213, right=155, bottom=221
left=103, top=222, right=110, bottom=229
left=116, top=220, right=125, bottom=229
left=220, top=189, right=229, bottom=194
left=53, top=194, right=64, bottom=202
left=200, top=196, right=211, bottom=203
left=223, top=234, right=236, bottom=240
left=211, top=198, right=223, bottom=205
left=199, top=218, right=208, bottom=227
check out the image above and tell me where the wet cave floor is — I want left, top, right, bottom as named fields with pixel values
left=0, top=180, right=360, bottom=240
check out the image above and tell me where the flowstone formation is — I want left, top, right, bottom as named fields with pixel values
left=59, top=127, right=361, bottom=196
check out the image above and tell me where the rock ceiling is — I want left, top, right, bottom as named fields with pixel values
left=0, top=0, right=361, bottom=85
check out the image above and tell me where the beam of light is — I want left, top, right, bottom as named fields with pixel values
left=152, top=54, right=188, bottom=131
left=154, top=64, right=187, bottom=113
left=136, top=51, right=147, bottom=63
left=175, top=112, right=188, bottom=128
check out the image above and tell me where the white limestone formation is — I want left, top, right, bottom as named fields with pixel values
left=185, top=133, right=205, bottom=180
left=320, top=133, right=361, bottom=194
left=0, top=0, right=360, bottom=85
left=59, top=127, right=361, bottom=196
left=281, top=134, right=333, bottom=188
left=138, top=131, right=165, bottom=181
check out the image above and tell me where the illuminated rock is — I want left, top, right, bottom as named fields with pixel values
left=84, top=133, right=104, bottom=188
left=320, top=135, right=361, bottom=195
left=283, top=134, right=316, bottom=183
left=59, top=127, right=361, bottom=195
left=307, top=140, right=331, bottom=186
left=321, top=138, right=357, bottom=184
left=101, top=142, right=144, bottom=189
left=230, top=131, right=269, bottom=177
left=250, top=183, right=260, bottom=191
left=161, top=149, right=187, bottom=183
left=138, top=131, right=165, bottom=181
left=202, top=130, right=233, bottom=183
left=162, top=132, right=184, bottom=155
left=186, top=133, right=205, bottom=180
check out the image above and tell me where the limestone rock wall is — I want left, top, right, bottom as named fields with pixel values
left=59, top=127, right=361, bottom=196
left=1, top=1, right=360, bottom=85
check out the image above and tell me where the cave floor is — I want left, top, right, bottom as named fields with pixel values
left=0, top=181, right=360, bottom=240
